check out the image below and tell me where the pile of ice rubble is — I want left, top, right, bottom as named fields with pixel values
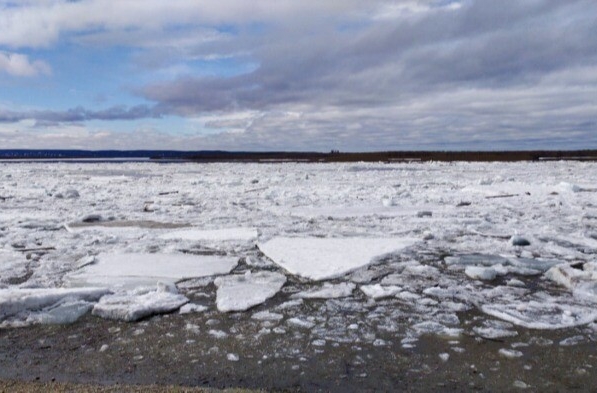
left=1, top=229, right=597, bottom=334
left=1, top=161, right=597, bottom=348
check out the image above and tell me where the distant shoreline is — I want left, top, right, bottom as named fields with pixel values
left=1, top=149, right=597, bottom=162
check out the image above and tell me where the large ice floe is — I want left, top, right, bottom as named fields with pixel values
left=258, top=237, right=417, bottom=280
left=65, top=253, right=239, bottom=289
left=1, top=160, right=597, bottom=345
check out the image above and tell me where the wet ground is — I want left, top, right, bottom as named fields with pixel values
left=1, top=303, right=596, bottom=392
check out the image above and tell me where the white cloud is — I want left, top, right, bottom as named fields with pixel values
left=0, top=51, right=51, bottom=76
left=0, top=0, right=369, bottom=48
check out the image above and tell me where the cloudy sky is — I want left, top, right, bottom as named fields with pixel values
left=1, top=0, right=596, bottom=151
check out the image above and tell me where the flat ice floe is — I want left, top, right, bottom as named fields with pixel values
left=160, top=227, right=258, bottom=242
left=214, top=271, right=286, bottom=312
left=65, top=253, right=238, bottom=289
left=258, top=237, right=418, bottom=281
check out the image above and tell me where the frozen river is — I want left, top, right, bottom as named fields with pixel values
left=1, top=161, right=596, bottom=390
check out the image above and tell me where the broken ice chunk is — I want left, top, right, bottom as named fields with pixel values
left=360, top=284, right=402, bottom=300
left=292, top=282, right=356, bottom=299
left=481, top=301, right=597, bottom=329
left=465, top=266, right=497, bottom=281
left=92, top=283, right=188, bottom=322
left=445, top=254, right=509, bottom=267
left=214, top=271, right=286, bottom=312
left=0, top=287, right=110, bottom=320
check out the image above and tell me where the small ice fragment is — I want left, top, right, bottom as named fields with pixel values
left=99, top=344, right=109, bottom=352
left=507, top=279, right=526, bottom=287
left=465, top=266, right=497, bottom=281
left=64, top=189, right=80, bottom=199
left=209, top=330, right=228, bottom=339
left=439, top=353, right=450, bottom=362
left=360, top=284, right=401, bottom=299
left=373, top=339, right=387, bottom=347
left=381, top=197, right=394, bottom=207
left=513, top=380, right=528, bottom=389
left=312, top=339, right=326, bottom=347
left=292, top=282, right=355, bottom=299
left=287, top=318, right=315, bottom=329
left=412, top=321, right=462, bottom=337
left=559, top=335, right=585, bottom=346
left=498, top=348, right=523, bottom=359
left=227, top=353, right=239, bottom=362
left=251, top=311, right=284, bottom=321
left=445, top=254, right=509, bottom=267
left=179, top=303, right=208, bottom=314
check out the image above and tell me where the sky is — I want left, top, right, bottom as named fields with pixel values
left=0, top=0, right=596, bottom=152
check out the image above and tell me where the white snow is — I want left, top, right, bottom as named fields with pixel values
left=160, top=227, right=258, bottom=242
left=258, top=237, right=417, bottom=281
left=214, top=271, right=286, bottom=312
left=65, top=253, right=238, bottom=289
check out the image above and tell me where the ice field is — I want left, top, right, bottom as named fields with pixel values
left=1, top=161, right=597, bottom=349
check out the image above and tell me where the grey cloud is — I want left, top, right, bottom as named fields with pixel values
left=0, top=105, right=162, bottom=124
left=143, top=0, right=597, bottom=113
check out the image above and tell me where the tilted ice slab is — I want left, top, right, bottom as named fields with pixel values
left=292, top=282, right=356, bottom=299
left=0, top=287, right=110, bottom=320
left=258, top=237, right=418, bottom=281
left=160, top=227, right=258, bottom=242
left=214, top=271, right=286, bottom=312
left=0, top=251, right=28, bottom=285
left=482, top=300, right=597, bottom=330
left=545, top=263, right=597, bottom=303
left=92, top=283, right=188, bottom=322
left=65, top=253, right=238, bottom=289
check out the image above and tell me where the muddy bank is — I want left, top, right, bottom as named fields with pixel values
left=1, top=310, right=596, bottom=392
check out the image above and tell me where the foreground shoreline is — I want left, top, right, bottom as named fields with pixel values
left=1, top=312, right=596, bottom=392
left=0, top=380, right=257, bottom=393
